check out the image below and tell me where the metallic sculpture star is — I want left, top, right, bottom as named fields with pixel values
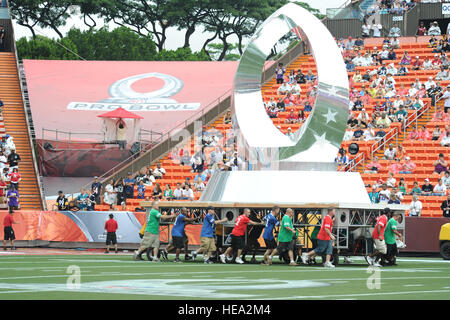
left=323, top=108, right=338, bottom=124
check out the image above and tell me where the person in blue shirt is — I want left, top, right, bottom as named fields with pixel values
left=137, top=180, right=146, bottom=199
left=191, top=206, right=228, bottom=264
left=76, top=188, right=89, bottom=211
left=124, top=172, right=136, bottom=200
left=368, top=186, right=379, bottom=204
left=261, top=206, right=281, bottom=264
left=162, top=207, right=198, bottom=262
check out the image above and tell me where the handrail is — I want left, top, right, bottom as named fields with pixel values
left=402, top=100, right=432, bottom=140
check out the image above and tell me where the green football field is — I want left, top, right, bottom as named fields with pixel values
left=0, top=254, right=449, bottom=300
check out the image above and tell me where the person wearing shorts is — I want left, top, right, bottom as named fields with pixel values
left=267, top=208, right=298, bottom=266
left=220, top=208, right=264, bottom=264
left=366, top=208, right=389, bottom=267
left=261, top=206, right=280, bottom=265
left=302, top=208, right=336, bottom=268
left=191, top=206, right=228, bottom=263
left=133, top=201, right=176, bottom=261
left=3, top=211, right=18, bottom=250
left=104, top=213, right=118, bottom=254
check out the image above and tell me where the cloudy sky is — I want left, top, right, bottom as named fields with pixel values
left=12, top=0, right=348, bottom=52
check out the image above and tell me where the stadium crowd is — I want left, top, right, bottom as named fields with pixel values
left=0, top=101, right=22, bottom=214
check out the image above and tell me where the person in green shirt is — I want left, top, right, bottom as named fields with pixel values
left=409, top=181, right=422, bottom=195
left=134, top=201, right=176, bottom=261
left=267, top=208, right=298, bottom=266
left=383, top=212, right=403, bottom=266
left=162, top=184, right=173, bottom=201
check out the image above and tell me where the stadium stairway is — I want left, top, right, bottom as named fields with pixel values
left=0, top=52, right=43, bottom=210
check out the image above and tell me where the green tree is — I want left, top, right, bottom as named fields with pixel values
left=206, top=43, right=240, bottom=61
left=65, top=26, right=158, bottom=60
left=17, top=35, right=79, bottom=60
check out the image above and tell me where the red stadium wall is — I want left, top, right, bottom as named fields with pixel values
left=404, top=217, right=448, bottom=253
left=37, top=145, right=131, bottom=177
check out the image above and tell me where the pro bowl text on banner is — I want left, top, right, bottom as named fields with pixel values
left=67, top=102, right=201, bottom=112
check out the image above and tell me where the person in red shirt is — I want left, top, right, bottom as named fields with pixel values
left=366, top=208, right=390, bottom=267
left=301, top=208, right=336, bottom=268
left=3, top=212, right=19, bottom=250
left=0, top=177, right=6, bottom=205
left=9, top=168, right=21, bottom=191
left=104, top=214, right=118, bottom=254
left=220, top=208, right=264, bottom=264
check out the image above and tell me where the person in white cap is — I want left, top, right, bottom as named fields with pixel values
left=428, top=21, right=441, bottom=36
left=424, top=76, right=436, bottom=90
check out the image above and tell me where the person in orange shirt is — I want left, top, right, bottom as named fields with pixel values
left=408, top=126, right=420, bottom=140
left=396, top=145, right=407, bottom=160
left=418, top=125, right=431, bottom=140
left=388, top=158, right=402, bottom=175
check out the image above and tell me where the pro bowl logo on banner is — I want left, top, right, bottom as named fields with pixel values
left=67, top=72, right=201, bottom=112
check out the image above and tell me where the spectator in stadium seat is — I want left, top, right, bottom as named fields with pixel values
left=352, top=125, right=365, bottom=141
left=441, top=194, right=450, bottom=218
left=412, top=97, right=424, bottom=110
left=409, top=181, right=422, bottom=196
left=384, top=144, right=397, bottom=160
left=435, top=68, right=449, bottom=81
left=153, top=163, right=166, bottom=179
left=86, top=190, right=96, bottom=211
left=415, top=125, right=430, bottom=141
left=305, top=70, right=316, bottom=83
left=388, top=158, right=402, bottom=175
left=7, top=149, right=20, bottom=172
left=91, top=176, right=102, bottom=205
left=377, top=112, right=391, bottom=128
left=399, top=51, right=412, bottom=65
left=389, top=24, right=401, bottom=37
left=335, top=149, right=349, bottom=167
left=411, top=56, right=423, bottom=71
left=104, top=179, right=116, bottom=210
left=277, top=82, right=291, bottom=95
left=386, top=171, right=397, bottom=188
left=162, top=184, right=173, bottom=201
left=152, top=183, right=162, bottom=200
left=369, top=185, right=379, bottom=203
left=395, top=104, right=408, bottom=123
left=390, top=36, right=400, bottom=50
left=181, top=184, right=194, bottom=201
left=416, top=21, right=427, bottom=36
left=379, top=184, right=391, bottom=203
left=76, top=188, right=89, bottom=211
left=372, top=23, right=382, bottom=38
left=432, top=125, right=442, bottom=141
left=409, top=195, right=422, bottom=217
left=433, top=178, right=447, bottom=196
left=124, top=172, right=136, bottom=200
left=136, top=180, right=146, bottom=199
left=7, top=185, right=19, bottom=214
left=285, top=109, right=298, bottom=124
left=388, top=193, right=400, bottom=204
left=366, top=156, right=383, bottom=173
left=275, top=63, right=286, bottom=84
left=173, top=183, right=183, bottom=200
left=434, top=153, right=449, bottom=175
left=428, top=21, right=441, bottom=36
left=441, top=130, right=450, bottom=147
left=421, top=178, right=434, bottom=196
left=399, top=156, right=416, bottom=174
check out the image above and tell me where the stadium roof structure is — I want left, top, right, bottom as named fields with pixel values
left=97, top=107, right=144, bottom=119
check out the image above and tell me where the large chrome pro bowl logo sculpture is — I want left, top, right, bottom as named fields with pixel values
left=233, top=3, right=349, bottom=169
